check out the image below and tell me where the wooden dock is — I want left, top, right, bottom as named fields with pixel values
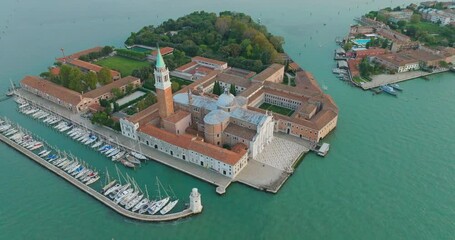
left=0, top=133, right=199, bottom=222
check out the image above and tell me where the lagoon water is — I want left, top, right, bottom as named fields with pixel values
left=1, top=0, right=455, bottom=239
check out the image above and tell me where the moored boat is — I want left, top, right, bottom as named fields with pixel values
left=160, top=199, right=179, bottom=215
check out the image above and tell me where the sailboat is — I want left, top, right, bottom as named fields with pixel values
left=131, top=140, right=147, bottom=160
left=101, top=169, right=117, bottom=193
left=133, top=184, right=150, bottom=212
left=147, top=177, right=170, bottom=215
left=160, top=185, right=179, bottom=215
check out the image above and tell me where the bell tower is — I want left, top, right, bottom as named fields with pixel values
left=154, top=45, right=174, bottom=119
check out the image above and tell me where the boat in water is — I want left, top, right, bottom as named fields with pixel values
left=147, top=197, right=170, bottom=215
left=390, top=84, right=403, bottom=91
left=131, top=151, right=147, bottom=161
left=379, top=85, right=397, bottom=96
left=121, top=159, right=135, bottom=168
left=160, top=199, right=178, bottom=215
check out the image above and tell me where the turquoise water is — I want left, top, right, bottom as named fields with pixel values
left=353, top=38, right=371, bottom=45
left=1, top=0, right=455, bottom=239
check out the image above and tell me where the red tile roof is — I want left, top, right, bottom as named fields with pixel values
left=252, top=64, right=284, bottom=82
left=82, top=76, right=140, bottom=99
left=289, top=62, right=301, bottom=71
left=192, top=56, right=227, bottom=66
left=20, top=76, right=82, bottom=106
left=56, top=46, right=103, bottom=62
left=163, top=110, right=191, bottom=124
left=175, top=61, right=198, bottom=72
left=139, top=124, right=245, bottom=165
left=50, top=67, right=60, bottom=75
left=151, top=47, right=174, bottom=56
left=128, top=104, right=159, bottom=124
left=67, top=59, right=120, bottom=77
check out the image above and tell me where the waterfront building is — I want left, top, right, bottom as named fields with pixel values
left=20, top=75, right=141, bottom=112
left=373, top=53, right=420, bottom=73
left=354, top=48, right=388, bottom=59
left=150, top=47, right=174, bottom=60
left=380, top=9, right=413, bottom=23
left=20, top=76, right=92, bottom=113
left=420, top=8, right=455, bottom=26
left=57, top=47, right=121, bottom=80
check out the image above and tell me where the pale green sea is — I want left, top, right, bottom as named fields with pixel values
left=1, top=0, right=455, bottom=239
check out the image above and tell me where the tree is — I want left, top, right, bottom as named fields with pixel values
left=411, top=14, right=421, bottom=24
left=111, top=87, right=123, bottom=99
left=59, top=64, right=72, bottom=87
left=381, top=39, right=389, bottom=49
left=40, top=72, right=50, bottom=79
left=84, top=71, right=98, bottom=90
left=101, top=46, right=114, bottom=56
left=113, top=102, right=120, bottom=112
left=215, top=16, right=232, bottom=37
left=143, top=78, right=155, bottom=91
left=98, top=67, right=112, bottom=85
left=343, top=42, right=353, bottom=51
left=269, top=36, right=285, bottom=53
left=126, top=83, right=135, bottom=94
left=397, top=20, right=407, bottom=29
left=439, top=61, right=449, bottom=68
left=99, top=99, right=109, bottom=107
left=229, top=84, right=236, bottom=96
left=171, top=81, right=180, bottom=92
left=212, top=81, right=221, bottom=95
left=67, top=67, right=84, bottom=92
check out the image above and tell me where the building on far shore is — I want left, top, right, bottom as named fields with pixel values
left=372, top=53, right=420, bottom=73
left=150, top=47, right=174, bottom=60
left=57, top=47, right=121, bottom=80
left=20, top=75, right=141, bottom=113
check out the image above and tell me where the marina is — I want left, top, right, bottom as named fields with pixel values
left=0, top=118, right=202, bottom=222
left=15, top=89, right=299, bottom=194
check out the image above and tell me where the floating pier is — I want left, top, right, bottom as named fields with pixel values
left=0, top=132, right=202, bottom=222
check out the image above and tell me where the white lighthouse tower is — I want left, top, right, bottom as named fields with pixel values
left=189, top=188, right=203, bottom=213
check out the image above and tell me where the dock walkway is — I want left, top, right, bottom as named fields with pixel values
left=360, top=69, right=450, bottom=90
left=0, top=133, right=197, bottom=222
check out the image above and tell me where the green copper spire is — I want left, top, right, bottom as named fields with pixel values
left=155, top=44, right=165, bottom=69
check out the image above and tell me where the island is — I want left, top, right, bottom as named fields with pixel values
left=16, top=11, right=338, bottom=194
left=334, top=1, right=455, bottom=95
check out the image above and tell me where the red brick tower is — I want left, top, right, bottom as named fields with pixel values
left=154, top=46, right=174, bottom=119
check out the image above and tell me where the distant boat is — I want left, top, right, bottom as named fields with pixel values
left=380, top=85, right=397, bottom=96
left=389, top=84, right=402, bottom=91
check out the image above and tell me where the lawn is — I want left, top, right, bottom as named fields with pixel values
left=96, top=56, right=150, bottom=77
left=259, top=102, right=295, bottom=116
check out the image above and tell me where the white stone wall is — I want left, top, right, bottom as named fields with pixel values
left=120, top=118, right=139, bottom=140
left=138, top=131, right=247, bottom=178
left=264, top=93, right=301, bottom=110
left=250, top=115, right=275, bottom=158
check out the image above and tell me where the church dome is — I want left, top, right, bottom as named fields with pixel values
left=204, top=109, right=230, bottom=125
left=217, top=92, right=236, bottom=108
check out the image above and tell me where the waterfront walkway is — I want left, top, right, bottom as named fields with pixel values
left=0, top=133, right=197, bottom=222
left=360, top=69, right=450, bottom=90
